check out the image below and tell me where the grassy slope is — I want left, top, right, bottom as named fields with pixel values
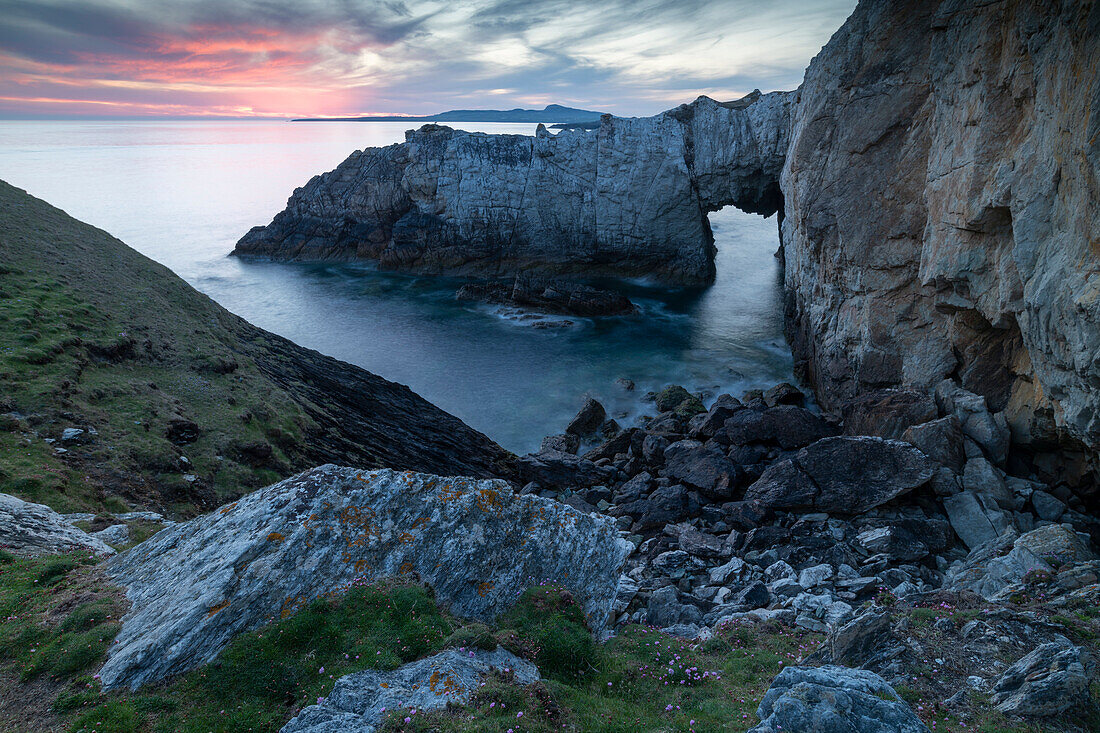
left=0, top=180, right=512, bottom=516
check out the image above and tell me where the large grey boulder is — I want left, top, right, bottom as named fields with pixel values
left=99, top=466, right=629, bottom=691
left=744, top=436, right=936, bottom=514
left=991, top=639, right=1097, bottom=718
left=0, top=492, right=115, bottom=557
left=281, top=646, right=539, bottom=733
left=749, top=665, right=929, bottom=733
left=943, top=490, right=1014, bottom=549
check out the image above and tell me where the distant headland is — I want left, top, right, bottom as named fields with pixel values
left=291, top=103, right=604, bottom=124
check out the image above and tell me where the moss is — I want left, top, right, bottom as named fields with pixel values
left=498, top=586, right=605, bottom=681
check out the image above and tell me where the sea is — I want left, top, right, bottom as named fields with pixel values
left=0, top=119, right=792, bottom=453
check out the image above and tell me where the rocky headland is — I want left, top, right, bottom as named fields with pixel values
left=3, top=0, right=1100, bottom=731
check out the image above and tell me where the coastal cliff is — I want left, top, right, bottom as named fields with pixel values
left=233, top=91, right=793, bottom=285
left=239, top=0, right=1100, bottom=487
left=781, top=0, right=1100, bottom=486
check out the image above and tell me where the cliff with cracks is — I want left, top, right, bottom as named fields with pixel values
left=233, top=91, right=793, bottom=286
left=781, top=0, right=1100, bottom=491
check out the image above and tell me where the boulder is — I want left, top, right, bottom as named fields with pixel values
left=93, top=524, right=131, bottom=547
left=565, top=397, right=606, bottom=436
left=991, top=640, right=1097, bottom=718
left=841, top=389, right=938, bottom=440
left=764, top=383, right=805, bottom=407
left=281, top=647, right=539, bottom=733
left=98, top=466, right=629, bottom=691
left=1030, top=491, right=1065, bottom=522
left=934, top=382, right=1010, bottom=465
left=719, top=405, right=832, bottom=449
left=540, top=433, right=579, bottom=455
left=744, top=437, right=936, bottom=515
left=515, top=449, right=616, bottom=488
left=0, top=492, right=115, bottom=557
left=612, top=484, right=696, bottom=531
left=946, top=525, right=1096, bottom=599
left=749, top=665, right=929, bottom=733
left=943, top=490, right=1014, bottom=549
left=902, top=416, right=965, bottom=473
left=661, top=440, right=741, bottom=499
left=856, top=526, right=929, bottom=562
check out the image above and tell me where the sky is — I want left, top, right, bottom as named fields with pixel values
left=0, top=0, right=857, bottom=119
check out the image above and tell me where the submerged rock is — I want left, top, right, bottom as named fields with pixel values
left=0, top=492, right=115, bottom=557
left=281, top=647, right=539, bottom=733
left=749, top=665, right=929, bottom=733
left=99, top=466, right=629, bottom=691
left=457, top=275, right=637, bottom=317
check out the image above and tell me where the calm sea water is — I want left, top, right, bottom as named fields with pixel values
left=0, top=120, right=792, bottom=453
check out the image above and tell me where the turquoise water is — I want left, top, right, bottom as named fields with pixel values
left=0, top=120, right=792, bottom=453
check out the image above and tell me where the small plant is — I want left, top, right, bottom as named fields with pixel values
left=499, top=586, right=604, bottom=681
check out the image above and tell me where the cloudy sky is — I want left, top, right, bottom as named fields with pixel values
left=0, top=0, right=856, bottom=119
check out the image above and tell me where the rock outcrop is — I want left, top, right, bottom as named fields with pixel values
left=234, top=91, right=793, bottom=286
left=748, top=665, right=929, bottom=733
left=99, top=466, right=629, bottom=691
left=281, top=647, right=539, bottom=733
left=780, top=0, right=1100, bottom=482
left=0, top=492, right=115, bottom=557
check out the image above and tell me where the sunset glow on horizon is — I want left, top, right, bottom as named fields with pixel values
left=0, top=0, right=856, bottom=119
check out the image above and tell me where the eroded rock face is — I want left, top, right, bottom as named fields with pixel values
left=781, top=0, right=1100, bottom=464
left=281, top=647, right=539, bottom=733
left=0, top=492, right=115, bottom=557
left=99, top=466, right=629, bottom=691
left=234, top=91, right=793, bottom=286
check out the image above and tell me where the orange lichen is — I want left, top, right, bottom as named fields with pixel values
left=206, top=600, right=230, bottom=618
left=267, top=531, right=285, bottom=542
left=477, top=581, right=494, bottom=597
left=219, top=502, right=237, bottom=515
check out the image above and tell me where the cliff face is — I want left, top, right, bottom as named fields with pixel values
left=233, top=91, right=793, bottom=285
left=780, top=0, right=1100, bottom=479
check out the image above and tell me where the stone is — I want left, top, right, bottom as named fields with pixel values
left=640, top=434, right=670, bottom=465
left=540, top=433, right=579, bottom=455
left=902, top=416, right=965, bottom=473
left=60, top=427, right=85, bottom=443
left=655, top=385, right=704, bottom=416
left=708, top=557, right=749, bottom=585
left=281, top=647, right=539, bottom=733
left=856, top=526, right=929, bottom=562
left=841, top=389, right=938, bottom=440
left=99, top=466, right=629, bottom=691
left=646, top=586, right=700, bottom=627
left=764, top=382, right=805, bottom=407
left=991, top=640, right=1097, bottom=718
left=456, top=274, right=636, bottom=317
left=798, top=564, right=833, bottom=589
left=93, top=524, right=131, bottom=547
left=943, top=490, right=1014, bottom=549
left=961, top=457, right=1010, bottom=507
left=733, top=581, right=771, bottom=609
left=719, top=405, right=832, bottom=449
left=566, top=397, right=606, bottom=436
left=677, top=528, right=726, bottom=559
left=1030, top=491, right=1065, bottom=522
left=0, top=492, right=115, bottom=557
left=749, top=665, right=929, bottom=733
left=613, top=484, right=696, bottom=532
left=744, top=437, right=935, bottom=515
left=816, top=610, right=893, bottom=667
left=946, top=525, right=1096, bottom=599
left=515, top=448, right=616, bottom=489
left=935, top=383, right=1011, bottom=466
left=661, top=440, right=741, bottom=499
left=165, top=418, right=200, bottom=445
left=612, top=471, right=652, bottom=504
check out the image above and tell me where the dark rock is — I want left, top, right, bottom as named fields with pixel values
left=566, top=397, right=606, bottom=436
left=720, top=409, right=772, bottom=445
left=661, top=440, right=741, bottom=500
left=613, top=471, right=653, bottom=504
left=515, top=449, right=616, bottom=489
left=641, top=434, right=670, bottom=465
left=677, top=527, right=725, bottom=559
left=744, top=437, right=936, bottom=515
left=599, top=418, right=621, bottom=439
left=734, top=580, right=771, bottom=608
left=689, top=393, right=743, bottom=439
left=456, top=274, right=637, bottom=316
left=841, top=389, right=938, bottom=440
left=655, top=385, right=694, bottom=413
left=561, top=494, right=597, bottom=514
left=765, top=405, right=834, bottom=450
left=582, top=428, right=635, bottom=463
left=541, top=433, right=580, bottom=455
left=764, top=382, right=805, bottom=407
left=646, top=586, right=700, bottom=627
left=643, top=413, right=684, bottom=436
left=613, top=484, right=691, bottom=531
left=815, top=610, right=893, bottom=667
left=902, top=416, right=965, bottom=473
left=856, top=526, right=929, bottom=562
left=233, top=440, right=274, bottom=467
left=741, top=525, right=792, bottom=552
left=165, top=418, right=200, bottom=445
left=719, top=500, right=773, bottom=530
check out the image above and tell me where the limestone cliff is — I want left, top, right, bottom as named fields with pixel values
left=233, top=91, right=793, bottom=285
left=780, top=0, right=1100, bottom=485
